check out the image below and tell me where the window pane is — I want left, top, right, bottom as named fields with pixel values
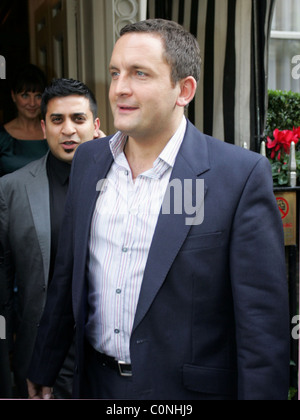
left=272, top=0, right=300, bottom=32
left=269, top=38, right=300, bottom=93
left=268, top=0, right=300, bottom=93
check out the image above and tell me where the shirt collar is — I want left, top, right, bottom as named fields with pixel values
left=156, top=116, right=187, bottom=168
left=109, top=117, right=187, bottom=177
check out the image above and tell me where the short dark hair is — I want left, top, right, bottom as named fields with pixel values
left=41, top=78, right=98, bottom=120
left=11, top=64, right=47, bottom=94
left=120, top=19, right=201, bottom=85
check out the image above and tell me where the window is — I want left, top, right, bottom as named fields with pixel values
left=268, top=0, right=300, bottom=93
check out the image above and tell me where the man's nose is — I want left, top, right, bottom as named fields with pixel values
left=61, top=119, right=76, bottom=136
left=114, top=74, right=132, bottom=96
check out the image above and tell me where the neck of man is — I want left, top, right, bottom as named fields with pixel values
left=124, top=115, right=184, bottom=180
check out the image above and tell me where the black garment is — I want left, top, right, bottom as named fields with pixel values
left=0, top=125, right=48, bottom=177
left=46, top=153, right=71, bottom=283
left=83, top=341, right=136, bottom=399
left=0, top=340, right=12, bottom=398
left=46, top=153, right=73, bottom=399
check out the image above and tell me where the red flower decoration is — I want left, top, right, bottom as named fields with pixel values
left=293, top=126, right=300, bottom=139
left=267, top=127, right=299, bottom=161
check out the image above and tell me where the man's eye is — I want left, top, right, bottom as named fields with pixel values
left=137, top=71, right=146, bottom=77
left=111, top=71, right=120, bottom=79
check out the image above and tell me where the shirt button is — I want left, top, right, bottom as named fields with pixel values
left=124, top=170, right=129, bottom=176
left=116, top=289, right=122, bottom=294
left=114, top=329, right=120, bottom=334
left=122, top=247, right=128, bottom=253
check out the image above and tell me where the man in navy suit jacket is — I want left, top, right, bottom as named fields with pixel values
left=27, top=19, right=290, bottom=400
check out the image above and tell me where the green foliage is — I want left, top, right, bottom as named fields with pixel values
left=265, top=90, right=300, bottom=186
left=288, top=387, right=297, bottom=401
left=266, top=90, right=300, bottom=138
left=269, top=150, right=300, bottom=187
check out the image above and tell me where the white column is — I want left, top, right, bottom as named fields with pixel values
left=106, top=0, right=147, bottom=48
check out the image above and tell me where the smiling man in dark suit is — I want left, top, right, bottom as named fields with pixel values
left=27, top=19, right=289, bottom=400
left=0, top=78, right=101, bottom=398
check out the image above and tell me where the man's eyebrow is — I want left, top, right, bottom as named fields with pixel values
left=50, top=112, right=87, bottom=117
left=109, top=64, right=149, bottom=71
left=73, top=112, right=87, bottom=117
left=50, top=113, right=63, bottom=118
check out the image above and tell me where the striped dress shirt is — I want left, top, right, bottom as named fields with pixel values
left=86, top=117, right=187, bottom=363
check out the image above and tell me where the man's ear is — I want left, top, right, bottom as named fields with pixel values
left=93, top=118, right=101, bottom=138
left=176, top=76, right=197, bottom=108
left=41, top=120, right=47, bottom=140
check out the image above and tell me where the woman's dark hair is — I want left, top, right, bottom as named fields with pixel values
left=11, top=64, right=47, bottom=95
left=41, top=78, right=98, bottom=120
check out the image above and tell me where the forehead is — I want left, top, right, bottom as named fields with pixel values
left=46, top=95, right=91, bottom=115
left=16, top=91, right=41, bottom=96
left=16, top=84, right=43, bottom=94
left=111, top=33, right=166, bottom=64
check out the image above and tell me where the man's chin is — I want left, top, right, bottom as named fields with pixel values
left=57, top=150, right=75, bottom=164
left=64, top=151, right=75, bottom=162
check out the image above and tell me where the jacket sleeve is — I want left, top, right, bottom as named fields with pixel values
left=230, top=157, right=290, bottom=400
left=0, top=181, right=15, bottom=349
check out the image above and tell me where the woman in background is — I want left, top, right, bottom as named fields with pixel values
left=0, top=64, right=48, bottom=177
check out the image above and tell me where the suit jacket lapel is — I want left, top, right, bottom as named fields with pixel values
left=133, top=122, right=211, bottom=331
left=75, top=139, right=114, bottom=245
left=25, top=155, right=51, bottom=285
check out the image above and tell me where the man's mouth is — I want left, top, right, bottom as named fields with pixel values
left=61, top=141, right=79, bottom=153
left=118, top=105, right=138, bottom=112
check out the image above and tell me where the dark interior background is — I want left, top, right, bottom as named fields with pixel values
left=0, top=0, right=30, bottom=124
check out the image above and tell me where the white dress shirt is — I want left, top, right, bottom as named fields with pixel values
left=86, top=117, right=187, bottom=363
